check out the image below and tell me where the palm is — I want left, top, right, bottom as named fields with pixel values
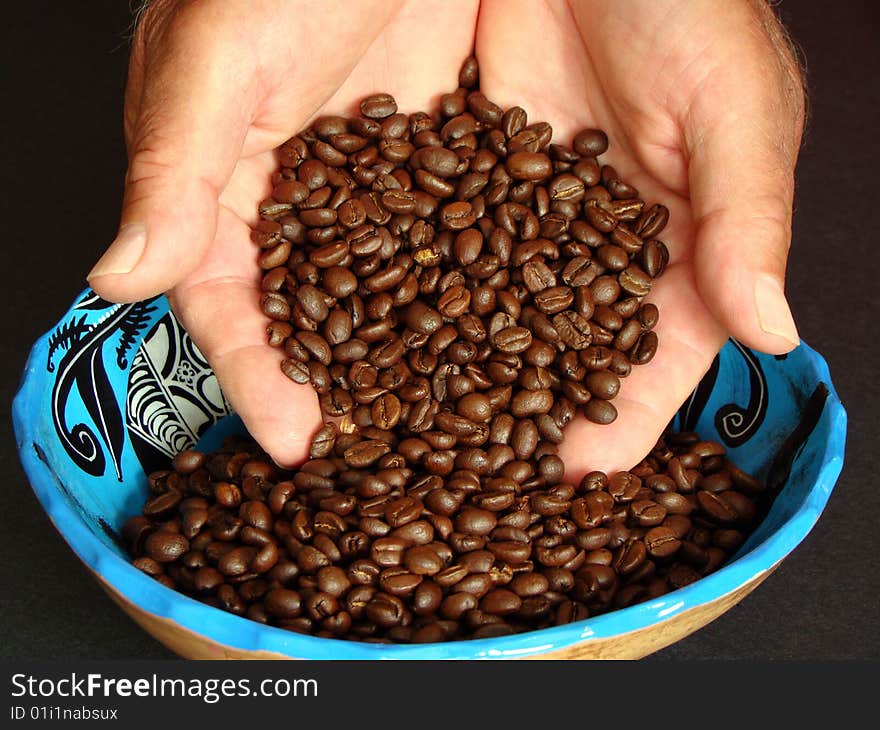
left=170, top=0, right=727, bottom=475
left=476, top=0, right=727, bottom=475
left=167, top=1, right=480, bottom=464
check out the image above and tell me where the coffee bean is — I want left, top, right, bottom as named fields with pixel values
left=439, top=200, right=477, bottom=230
left=480, top=588, right=522, bottom=615
left=585, top=370, right=620, bottom=400
left=697, top=490, right=739, bottom=523
left=321, top=266, right=358, bottom=298
left=437, top=284, right=471, bottom=317
left=552, top=312, right=592, bottom=350
left=492, top=326, right=533, bottom=354
left=404, top=545, right=445, bottom=576
left=654, top=492, right=692, bottom=516
left=504, top=151, right=552, bottom=181
left=510, top=389, right=554, bottom=417
left=629, top=499, right=667, bottom=527
left=635, top=204, right=669, bottom=238
left=454, top=228, right=483, bottom=265
left=613, top=540, right=647, bottom=575
left=619, top=265, right=653, bottom=296
left=581, top=398, right=615, bottom=425
left=365, top=592, right=406, bottom=627
left=534, top=286, right=574, bottom=315
left=144, top=531, right=189, bottom=564
left=629, top=331, right=659, bottom=365
left=640, top=239, right=669, bottom=278
left=344, top=440, right=391, bottom=468
left=614, top=319, right=643, bottom=352
left=522, top=260, right=557, bottom=293
left=456, top=393, right=493, bottom=422
left=360, top=93, right=398, bottom=120
left=324, top=309, right=353, bottom=346
left=379, top=569, right=423, bottom=596
left=572, top=129, right=608, bottom=157
left=454, top=508, right=497, bottom=536
left=385, top=496, right=423, bottom=528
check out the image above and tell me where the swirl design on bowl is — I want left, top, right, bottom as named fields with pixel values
left=45, top=291, right=229, bottom=481
left=677, top=340, right=770, bottom=448
left=47, top=293, right=157, bottom=480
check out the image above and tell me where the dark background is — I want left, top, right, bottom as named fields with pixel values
left=2, top=1, right=877, bottom=660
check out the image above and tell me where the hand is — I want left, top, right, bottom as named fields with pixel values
left=87, top=0, right=479, bottom=464
left=475, top=0, right=805, bottom=476
left=89, top=0, right=804, bottom=478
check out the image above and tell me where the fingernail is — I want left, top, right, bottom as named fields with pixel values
left=754, top=274, right=799, bottom=348
left=87, top=224, right=147, bottom=280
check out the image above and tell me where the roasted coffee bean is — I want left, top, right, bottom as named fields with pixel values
left=144, top=532, right=189, bottom=564
left=344, top=440, right=391, bottom=468
left=510, top=389, right=554, bottom=417
left=404, top=545, right=445, bottom=576
left=614, top=319, right=643, bottom=352
left=583, top=398, right=617, bottom=425
left=324, top=309, right=353, bottom=346
left=629, top=331, right=659, bottom=365
left=635, top=204, right=669, bottom=238
left=437, top=284, right=471, bottom=317
left=456, top=393, right=493, bottom=423
left=572, top=128, right=608, bottom=157
left=321, top=266, right=358, bottom=298
left=619, top=265, right=652, bottom=297
left=440, top=201, right=477, bottom=230
left=455, top=508, right=497, bottom=536
left=365, top=592, right=406, bottom=628
left=521, top=260, right=556, bottom=293
left=492, top=326, right=533, bottom=354
left=613, top=540, right=647, bottom=575
left=629, top=500, right=667, bottom=527
left=534, top=286, right=574, bottom=315
left=585, top=370, right=620, bottom=400
left=142, top=488, right=184, bottom=519
left=697, top=490, right=740, bottom=523
left=372, top=393, right=402, bottom=430
left=552, top=312, right=592, bottom=350
left=480, top=588, right=522, bottom=615
left=640, top=239, right=669, bottom=278
left=360, top=93, right=398, bottom=120
left=506, top=152, right=552, bottom=181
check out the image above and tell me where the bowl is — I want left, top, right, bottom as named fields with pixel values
left=13, top=289, right=846, bottom=659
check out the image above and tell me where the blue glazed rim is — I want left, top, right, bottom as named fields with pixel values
left=13, top=300, right=847, bottom=659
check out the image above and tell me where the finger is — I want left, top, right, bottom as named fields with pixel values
left=686, top=40, right=805, bottom=354
left=169, top=203, right=324, bottom=467
left=558, top=263, right=727, bottom=479
left=88, top=4, right=258, bottom=303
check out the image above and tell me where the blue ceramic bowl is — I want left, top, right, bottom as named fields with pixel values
left=13, top=290, right=846, bottom=659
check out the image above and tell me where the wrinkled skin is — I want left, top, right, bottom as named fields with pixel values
left=89, top=0, right=805, bottom=478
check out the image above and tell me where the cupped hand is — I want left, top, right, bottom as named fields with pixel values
left=476, top=0, right=805, bottom=476
left=88, top=0, right=479, bottom=464
left=88, top=0, right=804, bottom=477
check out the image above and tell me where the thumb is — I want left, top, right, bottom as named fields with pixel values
left=88, top=13, right=251, bottom=303
left=688, top=68, right=805, bottom=354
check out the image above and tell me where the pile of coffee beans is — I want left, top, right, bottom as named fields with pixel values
left=123, top=56, right=767, bottom=643
left=255, top=56, right=669, bottom=430
left=125, top=431, right=764, bottom=642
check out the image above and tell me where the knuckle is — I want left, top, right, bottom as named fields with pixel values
left=126, top=143, right=179, bottom=187
left=136, top=0, right=225, bottom=50
left=134, top=0, right=178, bottom=47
